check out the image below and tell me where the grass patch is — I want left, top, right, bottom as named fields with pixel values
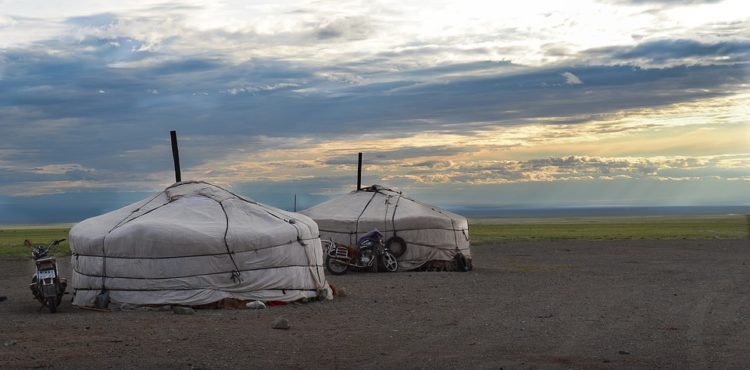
left=0, top=215, right=747, bottom=256
left=0, top=227, right=71, bottom=257
left=469, top=215, right=749, bottom=244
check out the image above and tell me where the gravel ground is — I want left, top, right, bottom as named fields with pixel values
left=1, top=239, right=749, bottom=369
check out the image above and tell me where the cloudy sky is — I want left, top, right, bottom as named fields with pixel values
left=1, top=0, right=748, bottom=223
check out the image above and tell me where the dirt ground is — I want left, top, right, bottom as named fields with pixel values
left=1, top=239, right=749, bottom=369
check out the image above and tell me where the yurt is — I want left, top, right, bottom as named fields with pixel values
left=301, top=185, right=471, bottom=271
left=69, top=181, right=331, bottom=307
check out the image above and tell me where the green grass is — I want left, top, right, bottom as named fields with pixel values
left=0, top=227, right=71, bottom=257
left=0, top=215, right=747, bottom=256
left=469, top=215, right=749, bottom=244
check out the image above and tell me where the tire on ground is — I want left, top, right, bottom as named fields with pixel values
left=386, top=237, right=407, bottom=258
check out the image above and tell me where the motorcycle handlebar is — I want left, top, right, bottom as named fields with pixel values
left=46, top=239, right=66, bottom=248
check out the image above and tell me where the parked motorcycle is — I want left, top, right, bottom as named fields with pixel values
left=25, top=239, right=67, bottom=313
left=325, top=229, right=398, bottom=275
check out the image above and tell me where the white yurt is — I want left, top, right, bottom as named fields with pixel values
left=301, top=185, right=471, bottom=271
left=69, top=181, right=331, bottom=307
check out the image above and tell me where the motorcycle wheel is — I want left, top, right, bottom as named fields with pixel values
left=325, top=256, right=348, bottom=275
left=378, top=251, right=398, bottom=272
left=46, top=296, right=57, bottom=313
left=386, top=237, right=407, bottom=258
left=30, top=276, right=42, bottom=301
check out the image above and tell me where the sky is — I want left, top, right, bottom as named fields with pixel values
left=0, top=0, right=749, bottom=223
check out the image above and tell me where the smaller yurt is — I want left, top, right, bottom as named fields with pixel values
left=69, top=181, right=331, bottom=307
left=301, top=185, right=471, bottom=271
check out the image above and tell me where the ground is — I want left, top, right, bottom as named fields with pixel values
left=1, top=239, right=749, bottom=369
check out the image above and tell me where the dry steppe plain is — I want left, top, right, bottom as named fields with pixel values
left=1, top=239, right=749, bottom=369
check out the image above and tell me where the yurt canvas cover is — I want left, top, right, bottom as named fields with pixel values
left=301, top=185, right=470, bottom=270
left=69, top=181, right=330, bottom=306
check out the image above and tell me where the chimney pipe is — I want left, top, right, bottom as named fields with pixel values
left=170, top=130, right=182, bottom=183
left=357, top=152, right=362, bottom=191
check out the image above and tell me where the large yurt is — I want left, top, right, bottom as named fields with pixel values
left=69, top=181, right=331, bottom=307
left=301, top=185, right=471, bottom=271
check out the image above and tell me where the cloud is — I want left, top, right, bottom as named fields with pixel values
left=561, top=71, right=583, bottom=85
left=617, top=39, right=750, bottom=62
left=323, top=146, right=468, bottom=166
left=30, top=163, right=95, bottom=175
left=316, top=16, right=373, bottom=41
left=608, top=0, right=723, bottom=5
left=0, top=14, right=18, bottom=28
left=65, top=12, right=119, bottom=27
left=586, top=39, right=750, bottom=67
left=148, top=58, right=223, bottom=75
left=382, top=155, right=750, bottom=186
left=409, top=160, right=454, bottom=169
left=0, top=2, right=748, bottom=222
left=1, top=36, right=745, bottom=193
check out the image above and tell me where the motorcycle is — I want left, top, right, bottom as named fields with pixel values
left=325, top=229, right=398, bottom=275
left=25, top=239, right=67, bottom=313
